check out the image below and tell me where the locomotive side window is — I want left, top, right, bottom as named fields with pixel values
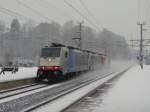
left=65, top=52, right=68, bottom=58
left=41, top=48, right=60, bottom=57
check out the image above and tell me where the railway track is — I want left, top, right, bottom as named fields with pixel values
left=0, top=83, right=38, bottom=93
left=25, top=72, right=118, bottom=112
left=0, top=66, right=131, bottom=112
left=27, top=69, right=129, bottom=112
left=0, top=83, right=49, bottom=100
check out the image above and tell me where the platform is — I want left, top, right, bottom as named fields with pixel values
left=65, top=65, right=150, bottom=112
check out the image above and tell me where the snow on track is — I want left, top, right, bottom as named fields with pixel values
left=0, top=84, right=48, bottom=100
left=64, top=65, right=150, bottom=112
left=31, top=69, right=128, bottom=112
left=0, top=83, right=61, bottom=104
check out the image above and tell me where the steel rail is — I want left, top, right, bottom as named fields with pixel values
left=25, top=67, right=131, bottom=112
left=0, top=84, right=49, bottom=100
left=24, top=72, right=116, bottom=112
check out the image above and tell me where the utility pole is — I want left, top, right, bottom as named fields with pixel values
left=137, top=22, right=146, bottom=69
left=72, top=21, right=84, bottom=50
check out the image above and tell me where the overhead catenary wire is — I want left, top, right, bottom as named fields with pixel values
left=0, top=8, right=17, bottom=18
left=16, top=0, right=53, bottom=22
left=64, top=0, right=100, bottom=31
left=0, top=10, right=18, bottom=25
left=0, top=5, right=40, bottom=25
left=37, top=0, right=76, bottom=21
left=0, top=5, right=31, bottom=21
left=79, top=0, right=103, bottom=30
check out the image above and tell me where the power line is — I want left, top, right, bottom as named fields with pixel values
left=0, top=4, right=40, bottom=24
left=0, top=5, right=30, bottom=21
left=64, top=0, right=100, bottom=31
left=16, top=0, right=53, bottom=22
left=0, top=8, right=17, bottom=18
left=37, top=0, right=75, bottom=21
left=79, top=0, right=103, bottom=30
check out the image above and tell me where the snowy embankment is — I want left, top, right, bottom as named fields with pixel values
left=0, top=67, right=38, bottom=83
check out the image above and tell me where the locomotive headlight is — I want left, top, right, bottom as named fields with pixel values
left=49, top=58, right=52, bottom=62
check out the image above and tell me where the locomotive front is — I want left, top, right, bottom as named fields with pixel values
left=37, top=47, right=63, bottom=81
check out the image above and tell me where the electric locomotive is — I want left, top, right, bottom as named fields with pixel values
left=37, top=43, right=107, bottom=81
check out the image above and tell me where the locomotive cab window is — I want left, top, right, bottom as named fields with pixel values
left=41, top=48, right=61, bottom=57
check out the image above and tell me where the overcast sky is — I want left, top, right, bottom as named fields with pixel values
left=0, top=0, right=149, bottom=40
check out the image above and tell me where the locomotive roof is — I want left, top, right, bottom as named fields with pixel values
left=83, top=49, right=106, bottom=56
left=51, top=43, right=66, bottom=47
left=43, top=42, right=106, bottom=56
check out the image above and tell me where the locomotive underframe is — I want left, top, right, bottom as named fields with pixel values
left=37, top=69, right=63, bottom=81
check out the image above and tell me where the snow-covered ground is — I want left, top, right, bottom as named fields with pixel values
left=0, top=67, right=38, bottom=82
left=65, top=65, right=150, bottom=112
left=96, top=65, right=150, bottom=112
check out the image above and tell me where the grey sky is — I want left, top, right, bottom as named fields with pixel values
left=0, top=0, right=149, bottom=40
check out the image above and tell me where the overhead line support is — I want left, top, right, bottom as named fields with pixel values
left=137, top=22, right=146, bottom=69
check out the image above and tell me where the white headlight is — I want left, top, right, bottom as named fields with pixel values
left=49, top=58, right=52, bottom=62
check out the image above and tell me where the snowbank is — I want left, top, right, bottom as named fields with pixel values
left=0, top=67, right=38, bottom=82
